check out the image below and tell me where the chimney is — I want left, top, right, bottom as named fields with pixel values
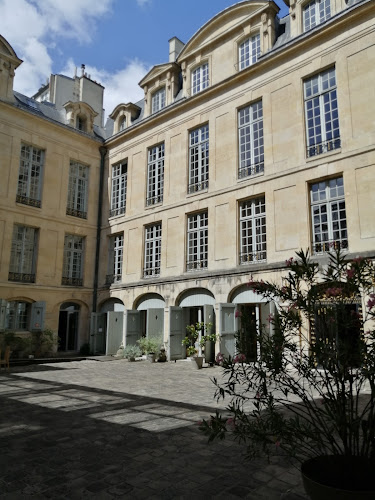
left=169, top=37, right=185, bottom=62
left=81, top=64, right=85, bottom=77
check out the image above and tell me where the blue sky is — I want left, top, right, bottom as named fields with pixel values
left=0, top=0, right=289, bottom=116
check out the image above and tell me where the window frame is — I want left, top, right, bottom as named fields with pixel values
left=143, top=223, right=162, bottom=278
left=17, top=143, right=44, bottom=208
left=304, top=67, right=340, bottom=158
left=5, top=301, right=31, bottom=331
left=66, top=161, right=89, bottom=219
left=303, top=0, right=331, bottom=33
left=151, top=87, right=166, bottom=114
left=310, top=176, right=348, bottom=254
left=107, top=233, right=124, bottom=285
left=239, top=196, right=267, bottom=264
left=8, top=224, right=38, bottom=283
left=238, top=34, right=261, bottom=70
left=146, top=143, right=164, bottom=206
left=188, top=124, right=209, bottom=194
left=110, top=161, right=127, bottom=217
left=186, top=211, right=208, bottom=272
left=238, top=100, right=264, bottom=179
left=191, top=63, right=209, bottom=96
left=62, top=234, right=85, bottom=286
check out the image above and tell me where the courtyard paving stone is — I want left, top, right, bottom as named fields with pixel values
left=0, top=358, right=308, bottom=499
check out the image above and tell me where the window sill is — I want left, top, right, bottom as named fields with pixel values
left=305, top=148, right=342, bottom=163
left=144, top=201, right=163, bottom=210
left=186, top=188, right=208, bottom=198
left=237, top=171, right=264, bottom=183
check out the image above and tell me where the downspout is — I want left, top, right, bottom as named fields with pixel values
left=92, top=145, right=107, bottom=313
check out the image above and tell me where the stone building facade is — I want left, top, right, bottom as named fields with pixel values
left=0, top=0, right=374, bottom=359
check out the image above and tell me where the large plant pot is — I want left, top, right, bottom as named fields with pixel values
left=204, top=340, right=215, bottom=364
left=190, top=356, right=203, bottom=369
left=147, top=353, right=156, bottom=363
left=301, top=455, right=375, bottom=500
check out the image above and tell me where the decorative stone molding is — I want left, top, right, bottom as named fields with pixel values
left=63, top=101, right=98, bottom=134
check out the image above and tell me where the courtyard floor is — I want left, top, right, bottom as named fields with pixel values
left=0, top=358, right=308, bottom=499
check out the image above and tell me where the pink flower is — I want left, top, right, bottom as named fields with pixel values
left=235, top=309, right=242, bottom=318
left=267, top=313, right=274, bottom=323
left=255, top=392, right=261, bottom=399
left=285, top=257, right=294, bottom=267
left=346, top=268, right=355, bottom=279
left=367, top=294, right=375, bottom=310
left=325, top=287, right=342, bottom=297
left=226, top=417, right=236, bottom=429
left=197, top=420, right=203, bottom=426
left=275, top=440, right=281, bottom=448
left=215, top=352, right=224, bottom=365
left=233, top=353, right=246, bottom=363
left=353, top=256, right=364, bottom=263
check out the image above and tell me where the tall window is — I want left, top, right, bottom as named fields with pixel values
left=62, top=234, right=84, bottom=286
left=110, top=162, right=127, bottom=217
left=239, top=197, right=266, bottom=264
left=187, top=211, right=208, bottom=271
left=238, top=100, right=264, bottom=179
left=146, top=144, right=164, bottom=206
left=239, top=34, right=260, bottom=70
left=144, top=224, right=162, bottom=277
left=67, top=161, right=88, bottom=219
left=188, top=125, right=209, bottom=194
left=9, top=224, right=38, bottom=283
left=119, top=117, right=126, bottom=131
left=17, top=144, right=44, bottom=208
left=6, top=301, right=30, bottom=330
left=152, top=87, right=166, bottom=114
left=304, top=67, right=340, bottom=157
left=191, top=63, right=209, bottom=95
left=303, top=0, right=331, bottom=32
left=310, top=177, right=347, bottom=254
left=107, top=234, right=124, bottom=285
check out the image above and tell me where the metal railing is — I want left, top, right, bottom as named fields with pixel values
left=66, top=207, right=87, bottom=219
left=238, top=161, right=264, bottom=179
left=187, top=180, right=209, bottom=194
left=239, top=251, right=266, bottom=264
left=186, top=259, right=208, bottom=272
left=307, top=138, right=341, bottom=158
left=8, top=272, right=35, bottom=283
left=16, top=195, right=41, bottom=208
left=61, top=276, right=83, bottom=286
left=312, top=238, right=348, bottom=255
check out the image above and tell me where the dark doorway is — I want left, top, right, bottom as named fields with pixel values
left=58, top=302, right=80, bottom=351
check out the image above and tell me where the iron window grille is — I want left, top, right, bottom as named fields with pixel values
left=239, top=34, right=260, bottom=70
left=152, top=87, right=166, bottom=114
left=238, top=100, right=264, bottom=179
left=62, top=234, right=84, bottom=286
left=9, top=224, right=37, bottom=283
left=188, top=125, right=209, bottom=194
left=191, top=64, right=209, bottom=95
left=107, top=234, right=123, bottom=285
left=239, top=196, right=266, bottom=264
left=186, top=211, right=208, bottom=271
left=110, top=162, right=127, bottom=217
left=146, top=144, right=164, bottom=206
left=66, top=161, right=88, bottom=219
left=303, top=0, right=331, bottom=32
left=16, top=144, right=44, bottom=208
left=144, top=224, right=162, bottom=277
left=304, top=67, right=340, bottom=158
left=310, top=177, right=348, bottom=254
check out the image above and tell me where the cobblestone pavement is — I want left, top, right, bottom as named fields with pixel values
left=0, top=358, right=308, bottom=499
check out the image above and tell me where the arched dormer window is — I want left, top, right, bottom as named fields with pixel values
left=76, top=115, right=86, bottom=132
left=119, top=117, right=127, bottom=131
left=303, top=0, right=331, bottom=32
left=239, top=34, right=260, bottom=70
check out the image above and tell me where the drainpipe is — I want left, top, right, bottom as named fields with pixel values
left=92, top=146, right=107, bottom=313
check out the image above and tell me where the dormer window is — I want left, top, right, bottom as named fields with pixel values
left=191, top=63, right=209, bottom=96
left=303, top=0, right=331, bottom=32
left=151, top=87, right=166, bottom=114
left=119, top=117, right=126, bottom=131
left=76, top=115, right=86, bottom=132
left=239, top=34, right=260, bottom=70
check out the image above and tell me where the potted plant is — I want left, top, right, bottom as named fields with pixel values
left=200, top=249, right=375, bottom=499
left=123, top=344, right=142, bottom=361
left=182, top=322, right=212, bottom=369
left=200, top=329, right=217, bottom=365
left=137, top=335, right=162, bottom=362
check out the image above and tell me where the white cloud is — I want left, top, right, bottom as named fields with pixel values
left=62, top=58, right=149, bottom=118
left=0, top=0, right=115, bottom=95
